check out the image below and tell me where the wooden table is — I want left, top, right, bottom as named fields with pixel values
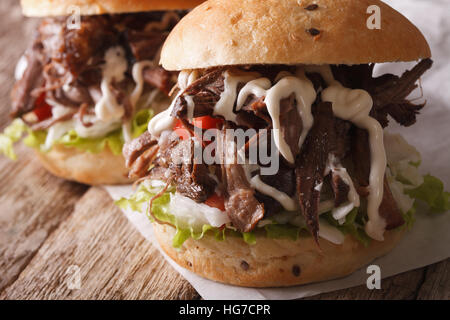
left=0, top=0, right=448, bottom=300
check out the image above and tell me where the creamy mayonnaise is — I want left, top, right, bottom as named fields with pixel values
left=43, top=97, right=123, bottom=144
left=147, top=66, right=388, bottom=241
left=250, top=175, right=298, bottom=211
left=318, top=66, right=387, bottom=241
left=43, top=106, right=75, bottom=150
left=144, top=11, right=180, bottom=32
left=130, top=60, right=154, bottom=108
left=213, top=71, right=260, bottom=122
left=148, top=70, right=200, bottom=137
left=149, top=68, right=315, bottom=161
left=44, top=47, right=129, bottom=145
left=43, top=48, right=167, bottom=144
left=94, top=46, right=128, bottom=122
left=235, top=70, right=316, bottom=163
left=15, top=54, right=28, bottom=81
left=177, top=69, right=199, bottom=90
left=185, top=95, right=195, bottom=120
left=326, top=154, right=360, bottom=221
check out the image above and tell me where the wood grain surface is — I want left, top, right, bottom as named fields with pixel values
left=0, top=0, right=448, bottom=300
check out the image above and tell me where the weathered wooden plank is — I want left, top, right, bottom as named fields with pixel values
left=0, top=187, right=199, bottom=300
left=307, top=260, right=450, bottom=300
left=0, top=143, right=89, bottom=293
left=416, top=259, right=450, bottom=300
left=0, top=0, right=90, bottom=295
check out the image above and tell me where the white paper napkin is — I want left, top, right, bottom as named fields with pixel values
left=105, top=0, right=450, bottom=300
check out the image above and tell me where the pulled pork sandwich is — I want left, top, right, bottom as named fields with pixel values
left=118, top=0, right=449, bottom=287
left=0, top=0, right=204, bottom=185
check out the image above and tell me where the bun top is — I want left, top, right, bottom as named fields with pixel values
left=21, top=0, right=205, bottom=17
left=161, top=0, right=431, bottom=70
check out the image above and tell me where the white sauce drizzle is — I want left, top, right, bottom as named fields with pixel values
left=148, top=70, right=199, bottom=137
left=130, top=60, right=154, bottom=108
left=122, top=122, right=133, bottom=143
left=43, top=106, right=74, bottom=150
left=74, top=116, right=120, bottom=138
left=234, top=70, right=316, bottom=163
left=149, top=68, right=315, bottom=163
left=314, top=182, right=323, bottom=192
left=232, top=146, right=299, bottom=213
left=146, top=66, right=387, bottom=241
left=214, top=67, right=319, bottom=212
left=94, top=46, right=128, bottom=122
left=250, top=175, right=298, bottom=211
left=121, top=60, right=159, bottom=142
left=316, top=66, right=387, bottom=241
left=44, top=49, right=163, bottom=144
left=185, top=95, right=195, bottom=120
left=326, top=154, right=360, bottom=221
left=177, top=69, right=199, bottom=90
left=15, top=54, right=28, bottom=81
left=213, top=70, right=259, bottom=122
left=43, top=100, right=122, bottom=144
left=144, top=11, right=180, bottom=32
left=147, top=102, right=177, bottom=138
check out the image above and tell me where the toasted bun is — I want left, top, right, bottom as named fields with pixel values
left=154, top=223, right=405, bottom=287
left=161, top=0, right=431, bottom=70
left=21, top=0, right=205, bottom=17
left=35, top=144, right=130, bottom=185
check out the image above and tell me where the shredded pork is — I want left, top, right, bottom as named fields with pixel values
left=124, top=60, right=432, bottom=235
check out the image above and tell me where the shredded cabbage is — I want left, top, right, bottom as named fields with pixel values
left=116, top=183, right=227, bottom=248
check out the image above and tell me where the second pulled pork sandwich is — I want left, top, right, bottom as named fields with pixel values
left=119, top=0, right=448, bottom=287
left=1, top=0, right=203, bottom=185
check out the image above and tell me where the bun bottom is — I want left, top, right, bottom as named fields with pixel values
left=35, top=144, right=131, bottom=185
left=153, top=223, right=405, bottom=287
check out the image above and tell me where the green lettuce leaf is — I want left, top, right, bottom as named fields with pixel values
left=116, top=183, right=226, bottom=248
left=405, top=174, right=450, bottom=214
left=242, top=232, right=256, bottom=245
left=116, top=183, right=307, bottom=247
left=3, top=109, right=154, bottom=157
left=324, top=208, right=372, bottom=247
left=403, top=205, right=416, bottom=230
left=264, top=223, right=300, bottom=241
left=23, top=129, right=46, bottom=149
left=0, top=119, right=28, bottom=160
left=58, top=129, right=124, bottom=155
left=131, top=108, right=154, bottom=138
